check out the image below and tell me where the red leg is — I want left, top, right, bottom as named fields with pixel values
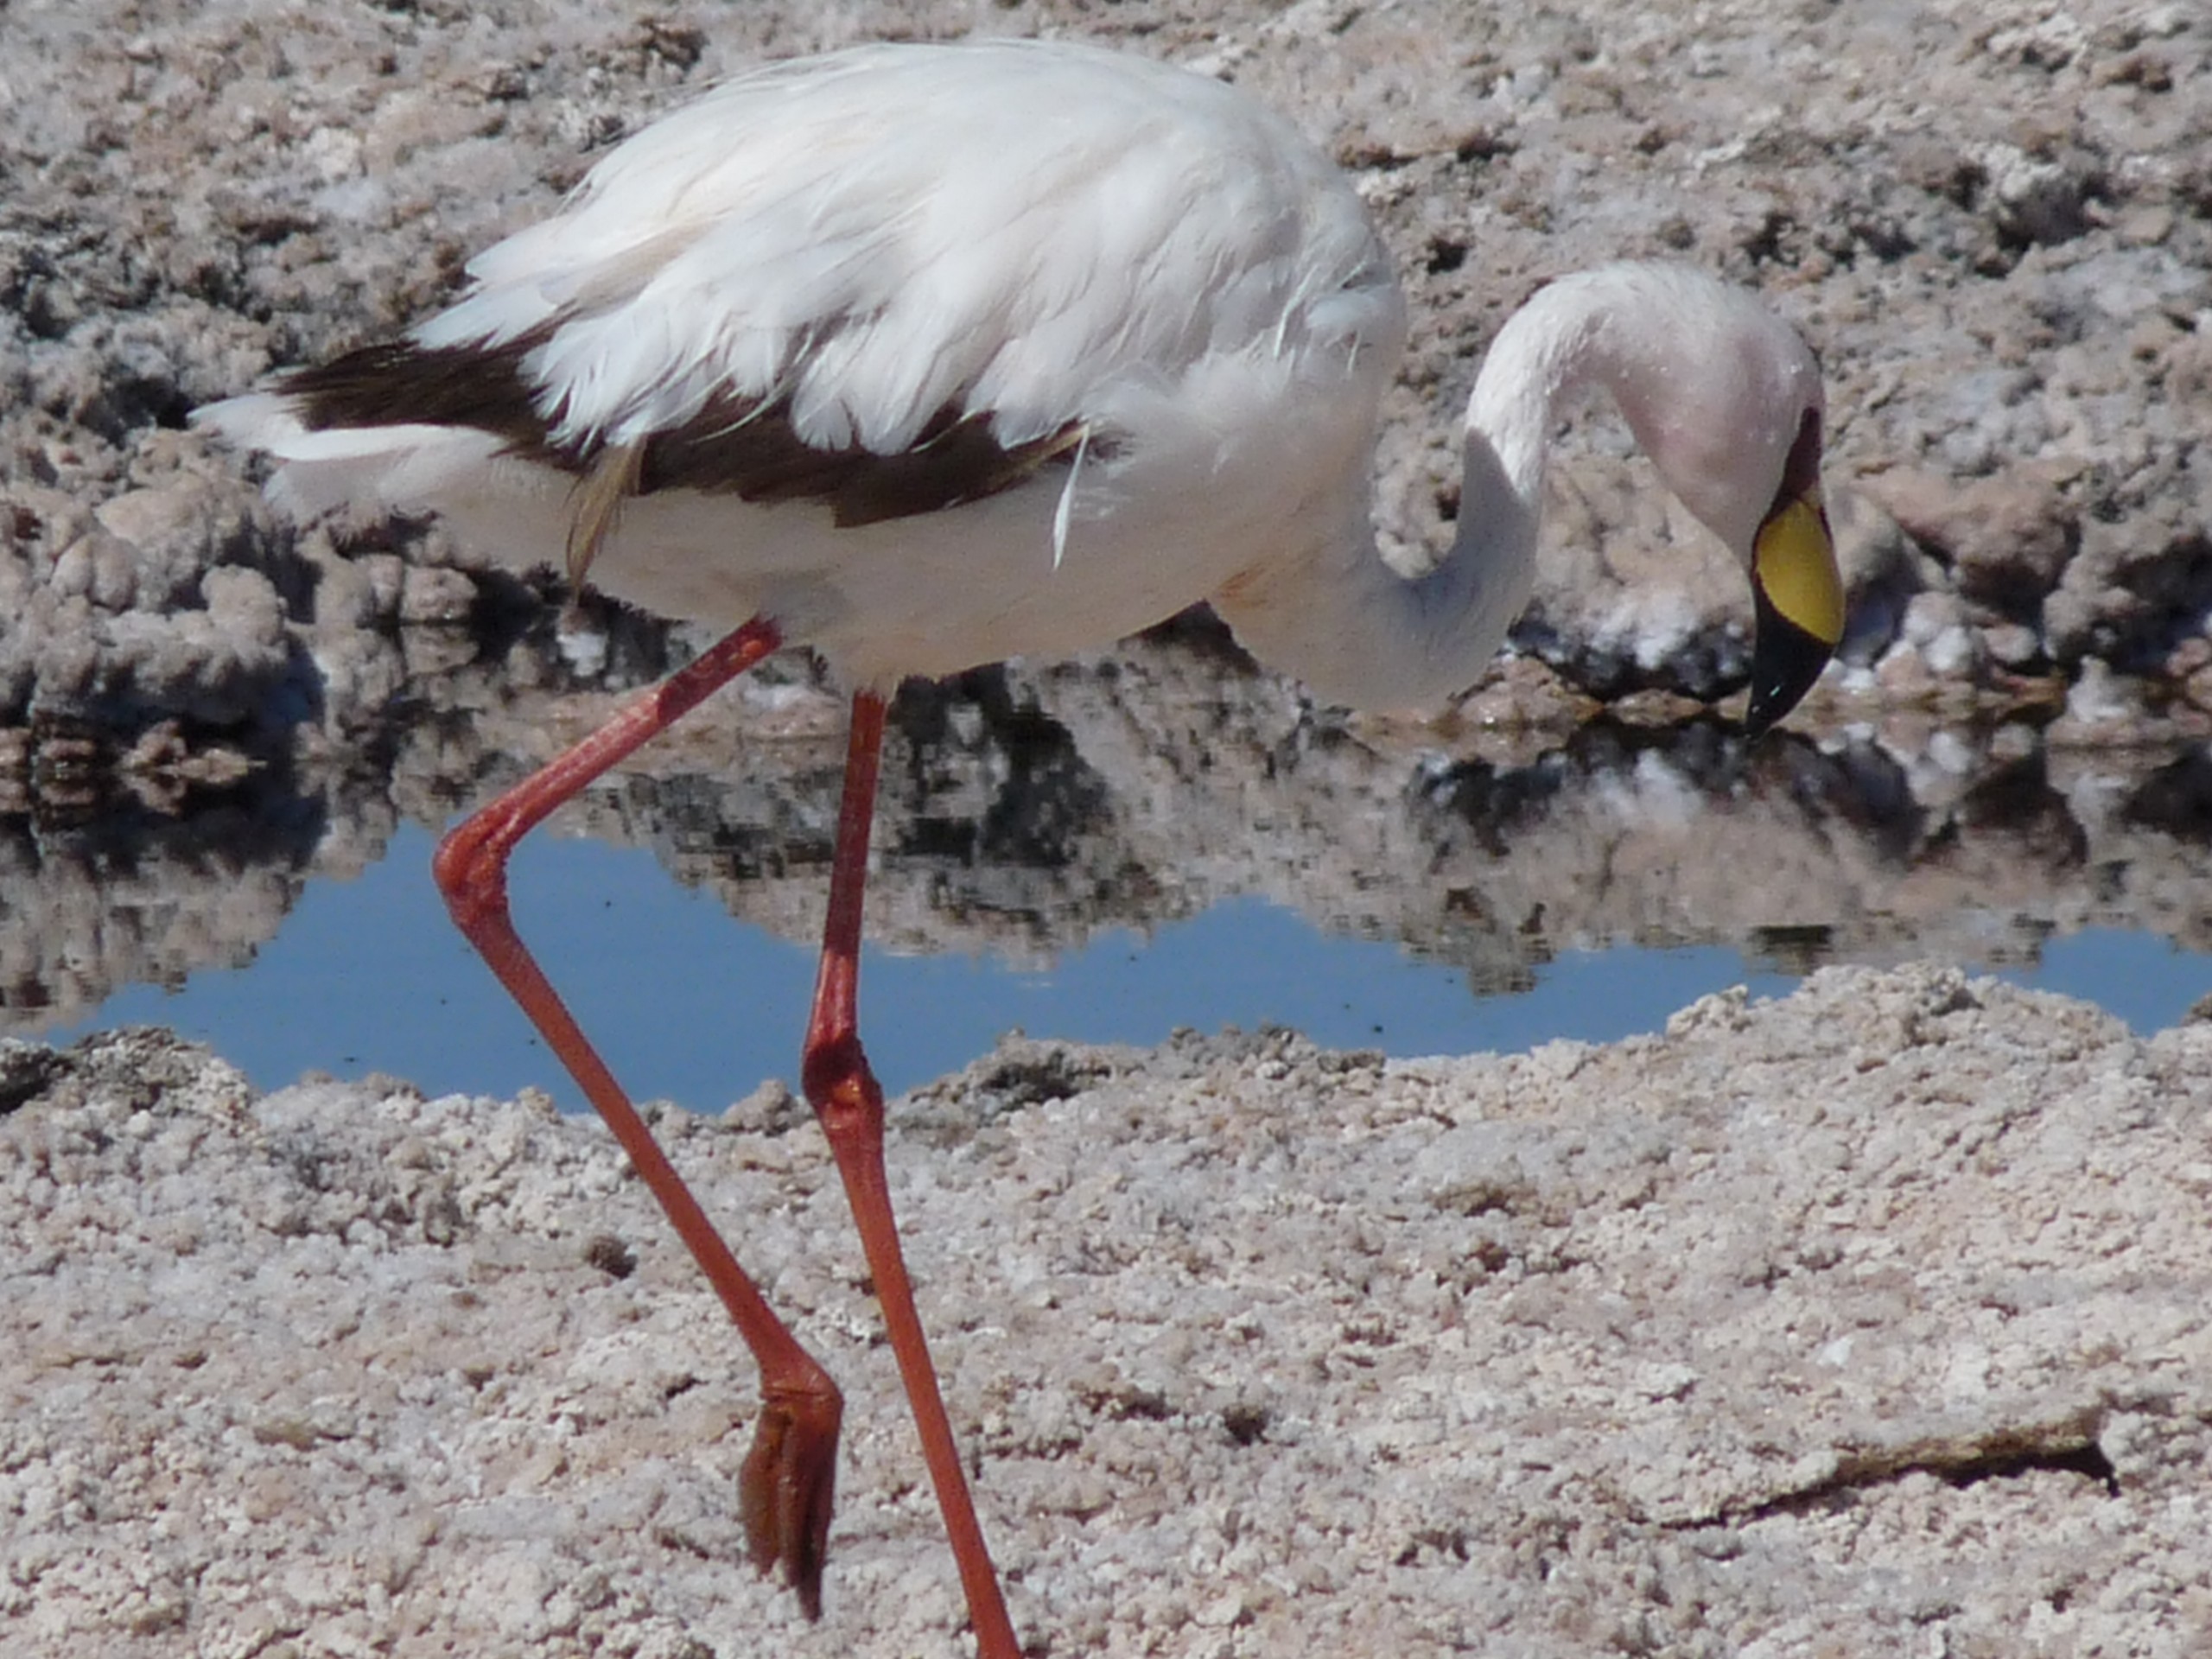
left=432, top=617, right=844, bottom=1616
left=803, top=692, right=1022, bottom=1659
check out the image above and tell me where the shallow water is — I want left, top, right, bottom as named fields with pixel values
left=41, top=819, right=2210, bottom=1110
left=13, top=624, right=2211, bottom=1104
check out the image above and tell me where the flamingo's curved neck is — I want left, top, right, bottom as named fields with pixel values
left=1211, top=264, right=1813, bottom=713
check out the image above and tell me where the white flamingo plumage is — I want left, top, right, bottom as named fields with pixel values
left=199, top=36, right=1844, bottom=1657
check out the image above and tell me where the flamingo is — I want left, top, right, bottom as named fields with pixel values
left=196, top=35, right=1844, bottom=1657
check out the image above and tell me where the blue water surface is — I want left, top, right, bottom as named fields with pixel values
left=49, top=823, right=2208, bottom=1110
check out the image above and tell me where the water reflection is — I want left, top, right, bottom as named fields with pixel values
left=4, top=622, right=2208, bottom=1094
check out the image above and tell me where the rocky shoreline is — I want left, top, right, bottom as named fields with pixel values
left=3, top=0, right=2208, bottom=785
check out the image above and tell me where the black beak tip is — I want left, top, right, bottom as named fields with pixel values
left=1743, top=676, right=1804, bottom=741
left=1744, top=592, right=1835, bottom=741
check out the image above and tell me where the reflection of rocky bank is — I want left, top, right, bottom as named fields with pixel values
left=0, top=787, right=347, bottom=1033
left=543, top=632, right=2212, bottom=978
left=10, top=620, right=2207, bottom=1043
left=3, top=0, right=2209, bottom=778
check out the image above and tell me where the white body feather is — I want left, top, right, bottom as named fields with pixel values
left=205, top=41, right=1404, bottom=690
left=200, top=39, right=1822, bottom=709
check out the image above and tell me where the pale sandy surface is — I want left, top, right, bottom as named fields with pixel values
left=6, top=964, right=2209, bottom=1656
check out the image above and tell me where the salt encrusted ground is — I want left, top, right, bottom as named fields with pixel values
left=5, top=965, right=2209, bottom=1656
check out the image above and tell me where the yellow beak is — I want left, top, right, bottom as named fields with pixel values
left=1745, top=489, right=1844, bottom=735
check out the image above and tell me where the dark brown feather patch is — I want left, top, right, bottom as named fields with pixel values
left=1770, top=406, right=1823, bottom=513
left=284, top=334, right=555, bottom=449
left=282, top=333, right=1090, bottom=529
